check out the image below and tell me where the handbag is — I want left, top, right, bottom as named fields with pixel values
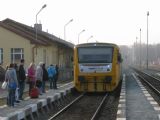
left=1, top=81, right=7, bottom=89
left=15, top=88, right=19, bottom=101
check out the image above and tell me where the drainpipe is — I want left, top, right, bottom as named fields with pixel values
left=32, top=45, right=37, bottom=62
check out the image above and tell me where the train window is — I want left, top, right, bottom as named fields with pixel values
left=118, top=53, right=122, bottom=63
left=78, top=47, right=113, bottom=63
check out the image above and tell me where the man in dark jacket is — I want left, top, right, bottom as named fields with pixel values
left=18, top=59, right=26, bottom=100
left=42, top=63, right=48, bottom=93
left=55, top=64, right=59, bottom=89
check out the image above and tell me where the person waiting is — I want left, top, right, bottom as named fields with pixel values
left=47, top=64, right=57, bottom=89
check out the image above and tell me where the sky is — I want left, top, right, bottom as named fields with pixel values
left=0, top=0, right=160, bottom=46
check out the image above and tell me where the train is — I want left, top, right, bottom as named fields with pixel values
left=73, top=42, right=122, bottom=92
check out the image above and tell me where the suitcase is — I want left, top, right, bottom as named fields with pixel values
left=30, top=87, right=39, bottom=98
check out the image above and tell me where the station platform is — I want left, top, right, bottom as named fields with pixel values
left=117, top=70, right=160, bottom=120
left=0, top=82, right=73, bottom=120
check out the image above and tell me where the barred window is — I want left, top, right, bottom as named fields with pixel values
left=0, top=48, right=3, bottom=64
left=11, top=48, right=24, bottom=63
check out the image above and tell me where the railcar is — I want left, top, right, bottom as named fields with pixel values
left=73, top=42, right=122, bottom=92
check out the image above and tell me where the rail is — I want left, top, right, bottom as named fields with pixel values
left=133, top=68, right=160, bottom=96
left=48, top=93, right=84, bottom=120
left=90, top=93, right=108, bottom=120
left=48, top=92, right=109, bottom=120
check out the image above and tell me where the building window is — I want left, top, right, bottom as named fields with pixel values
left=11, top=48, right=24, bottom=63
left=0, top=48, right=3, bottom=64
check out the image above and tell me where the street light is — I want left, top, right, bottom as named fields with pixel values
left=34, top=4, right=46, bottom=62
left=35, top=4, right=47, bottom=41
left=78, top=29, right=85, bottom=44
left=140, top=28, right=141, bottom=69
left=36, top=4, right=47, bottom=24
left=87, top=35, right=93, bottom=43
left=64, top=19, right=73, bottom=41
left=135, top=37, right=138, bottom=65
left=146, top=11, right=149, bottom=69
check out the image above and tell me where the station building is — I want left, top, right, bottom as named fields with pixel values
left=0, top=18, right=74, bottom=80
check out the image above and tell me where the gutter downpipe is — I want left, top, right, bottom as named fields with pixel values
left=32, top=45, right=37, bottom=62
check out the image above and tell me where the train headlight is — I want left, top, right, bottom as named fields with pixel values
left=79, top=65, right=84, bottom=72
left=106, top=64, right=112, bottom=71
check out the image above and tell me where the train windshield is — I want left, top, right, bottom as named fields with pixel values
left=78, top=47, right=113, bottom=63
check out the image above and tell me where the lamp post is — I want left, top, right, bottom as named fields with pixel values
left=133, top=41, right=135, bottom=65
left=87, top=35, right=93, bottom=43
left=78, top=29, right=85, bottom=44
left=64, top=19, right=73, bottom=41
left=35, top=4, right=47, bottom=42
left=136, top=37, right=138, bottom=66
left=146, top=11, right=149, bottom=69
left=140, top=28, right=141, bottom=69
left=34, top=4, right=46, bottom=62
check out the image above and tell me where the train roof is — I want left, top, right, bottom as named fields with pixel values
left=75, top=42, right=119, bottom=48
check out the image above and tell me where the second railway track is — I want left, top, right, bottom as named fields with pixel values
left=133, top=68, right=160, bottom=95
left=133, top=68, right=160, bottom=106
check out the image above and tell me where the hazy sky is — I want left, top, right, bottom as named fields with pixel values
left=0, top=0, right=160, bottom=45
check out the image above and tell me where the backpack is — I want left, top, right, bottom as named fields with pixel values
left=48, top=66, right=56, bottom=77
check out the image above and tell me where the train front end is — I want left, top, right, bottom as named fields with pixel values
left=74, top=43, right=121, bottom=92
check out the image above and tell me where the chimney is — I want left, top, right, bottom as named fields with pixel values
left=34, top=23, right=42, bottom=31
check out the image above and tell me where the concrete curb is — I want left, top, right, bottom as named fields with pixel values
left=116, top=74, right=126, bottom=120
left=0, top=87, right=73, bottom=120
left=133, top=73, right=160, bottom=119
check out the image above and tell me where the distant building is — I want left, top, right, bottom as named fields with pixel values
left=0, top=18, right=74, bottom=80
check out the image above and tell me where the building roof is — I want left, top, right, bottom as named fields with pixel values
left=0, top=18, right=74, bottom=48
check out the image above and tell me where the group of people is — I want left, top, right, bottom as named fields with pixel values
left=4, top=59, right=59, bottom=107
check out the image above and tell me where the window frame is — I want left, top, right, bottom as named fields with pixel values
left=78, top=46, right=114, bottom=63
left=11, top=48, right=24, bottom=63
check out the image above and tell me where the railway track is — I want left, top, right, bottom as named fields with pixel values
left=133, top=68, right=160, bottom=96
left=142, top=68, right=160, bottom=79
left=48, top=93, right=109, bottom=120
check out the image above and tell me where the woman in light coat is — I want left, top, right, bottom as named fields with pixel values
left=35, top=62, right=43, bottom=95
left=5, top=63, right=18, bottom=107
